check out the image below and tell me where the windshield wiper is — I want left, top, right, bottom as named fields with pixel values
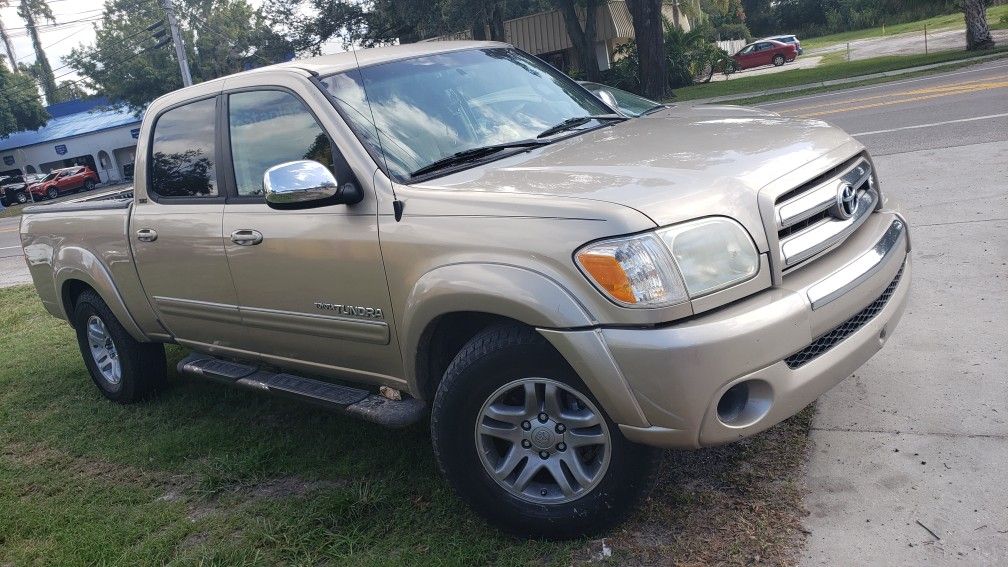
left=410, top=139, right=548, bottom=178
left=536, top=114, right=626, bottom=139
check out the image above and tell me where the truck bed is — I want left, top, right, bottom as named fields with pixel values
left=19, top=186, right=159, bottom=341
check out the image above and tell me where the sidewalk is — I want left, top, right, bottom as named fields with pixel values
left=685, top=51, right=1008, bottom=105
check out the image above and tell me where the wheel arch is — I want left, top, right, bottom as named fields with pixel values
left=403, top=263, right=598, bottom=401
left=54, top=249, right=148, bottom=342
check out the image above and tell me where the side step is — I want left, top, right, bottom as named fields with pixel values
left=177, top=354, right=426, bottom=429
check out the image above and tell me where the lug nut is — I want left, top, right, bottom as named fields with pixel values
left=521, top=420, right=531, bottom=431
left=556, top=442, right=566, bottom=451
left=539, top=450, right=549, bottom=459
left=555, top=424, right=566, bottom=434
left=521, top=439, right=532, bottom=449
left=538, top=412, right=549, bottom=423
left=541, top=488, right=548, bottom=496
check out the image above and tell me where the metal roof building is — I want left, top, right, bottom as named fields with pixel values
left=0, top=97, right=143, bottom=184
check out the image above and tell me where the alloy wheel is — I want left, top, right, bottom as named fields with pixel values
left=86, top=315, right=122, bottom=386
left=474, top=377, right=611, bottom=504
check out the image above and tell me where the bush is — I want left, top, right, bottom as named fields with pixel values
left=715, top=23, right=752, bottom=42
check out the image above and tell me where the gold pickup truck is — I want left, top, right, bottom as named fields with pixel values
left=20, top=41, right=911, bottom=538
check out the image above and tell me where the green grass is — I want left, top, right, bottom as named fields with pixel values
left=0, top=203, right=26, bottom=219
left=673, top=47, right=1008, bottom=102
left=0, top=284, right=815, bottom=566
left=802, top=5, right=1008, bottom=51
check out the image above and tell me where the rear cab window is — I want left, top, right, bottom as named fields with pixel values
left=148, top=97, right=219, bottom=199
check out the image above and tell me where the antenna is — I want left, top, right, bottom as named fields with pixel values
left=350, top=47, right=404, bottom=221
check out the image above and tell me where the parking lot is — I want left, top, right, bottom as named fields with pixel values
left=762, top=59, right=1008, bottom=565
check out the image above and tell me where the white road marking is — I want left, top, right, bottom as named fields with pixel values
left=759, top=60, right=1008, bottom=107
left=0, top=245, right=22, bottom=250
left=851, top=112, right=1008, bottom=136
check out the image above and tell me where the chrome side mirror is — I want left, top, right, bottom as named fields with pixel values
left=263, top=160, right=362, bottom=209
left=594, top=89, right=620, bottom=112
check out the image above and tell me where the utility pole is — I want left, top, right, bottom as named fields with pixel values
left=160, top=0, right=192, bottom=86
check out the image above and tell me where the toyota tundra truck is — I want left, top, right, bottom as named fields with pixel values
left=19, top=42, right=911, bottom=538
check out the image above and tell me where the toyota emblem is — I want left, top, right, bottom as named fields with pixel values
left=834, top=182, right=858, bottom=220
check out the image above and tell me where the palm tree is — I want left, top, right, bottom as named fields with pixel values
left=17, top=0, right=58, bottom=103
left=1, top=1, right=19, bottom=68
left=963, top=0, right=994, bottom=51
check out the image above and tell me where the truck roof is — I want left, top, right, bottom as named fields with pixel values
left=279, top=41, right=510, bottom=75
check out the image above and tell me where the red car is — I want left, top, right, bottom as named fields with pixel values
left=29, top=166, right=100, bottom=200
left=729, top=39, right=798, bottom=73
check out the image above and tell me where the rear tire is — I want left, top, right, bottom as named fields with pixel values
left=72, top=290, right=167, bottom=403
left=773, top=54, right=785, bottom=66
left=16, top=191, right=28, bottom=204
left=431, top=324, right=660, bottom=539
left=47, top=186, right=58, bottom=199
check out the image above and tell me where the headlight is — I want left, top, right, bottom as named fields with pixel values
left=576, top=218, right=759, bottom=308
left=575, top=234, right=688, bottom=308
left=657, top=218, right=760, bottom=297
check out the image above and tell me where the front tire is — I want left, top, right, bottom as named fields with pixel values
left=47, top=186, right=58, bottom=199
left=16, top=191, right=28, bottom=204
left=72, top=290, right=167, bottom=403
left=431, top=324, right=660, bottom=539
left=773, top=54, right=786, bottom=66
left=84, top=180, right=95, bottom=191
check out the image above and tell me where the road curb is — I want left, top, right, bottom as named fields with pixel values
left=684, top=51, right=1008, bottom=105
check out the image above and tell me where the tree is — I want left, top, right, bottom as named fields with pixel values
left=553, top=0, right=601, bottom=81
left=963, top=0, right=993, bottom=50
left=16, top=0, right=57, bottom=104
left=67, top=0, right=292, bottom=112
left=0, top=58, right=48, bottom=137
left=625, top=0, right=666, bottom=99
left=0, top=2, right=18, bottom=68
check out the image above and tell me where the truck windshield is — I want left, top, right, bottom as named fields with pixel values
left=319, top=48, right=613, bottom=181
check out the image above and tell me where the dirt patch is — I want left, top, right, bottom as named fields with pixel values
left=573, top=407, right=815, bottom=566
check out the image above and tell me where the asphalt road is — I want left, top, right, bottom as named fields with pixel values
left=762, top=60, right=1008, bottom=565
left=0, top=216, right=27, bottom=288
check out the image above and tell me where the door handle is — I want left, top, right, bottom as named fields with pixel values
left=230, top=229, right=263, bottom=246
left=136, top=228, right=157, bottom=242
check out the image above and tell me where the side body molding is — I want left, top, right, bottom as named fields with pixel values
left=53, top=247, right=149, bottom=342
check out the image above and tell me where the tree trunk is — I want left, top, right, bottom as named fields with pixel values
left=471, top=20, right=488, bottom=40
left=0, top=18, right=18, bottom=70
left=554, top=0, right=601, bottom=81
left=488, top=2, right=506, bottom=42
left=963, top=0, right=993, bottom=51
left=17, top=0, right=57, bottom=104
left=626, top=0, right=666, bottom=99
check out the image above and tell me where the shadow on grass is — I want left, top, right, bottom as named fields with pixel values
left=0, top=285, right=812, bottom=566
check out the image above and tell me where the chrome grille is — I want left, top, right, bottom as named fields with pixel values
left=775, top=156, right=877, bottom=271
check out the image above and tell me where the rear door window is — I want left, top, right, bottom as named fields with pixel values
left=149, top=97, right=219, bottom=198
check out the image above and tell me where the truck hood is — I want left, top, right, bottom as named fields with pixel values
left=417, top=104, right=861, bottom=243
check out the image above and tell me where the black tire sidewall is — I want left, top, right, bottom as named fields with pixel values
left=774, top=55, right=785, bottom=66
left=431, top=328, right=658, bottom=539
left=47, top=187, right=58, bottom=199
left=72, top=292, right=165, bottom=402
left=17, top=192, right=28, bottom=204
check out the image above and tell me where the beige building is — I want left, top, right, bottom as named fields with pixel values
left=425, top=1, right=691, bottom=74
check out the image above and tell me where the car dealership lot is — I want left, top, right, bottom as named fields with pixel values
left=762, top=59, right=1008, bottom=565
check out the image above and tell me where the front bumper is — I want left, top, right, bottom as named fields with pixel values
left=542, top=211, right=910, bottom=449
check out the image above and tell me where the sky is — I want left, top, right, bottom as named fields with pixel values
left=0, top=0, right=277, bottom=87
